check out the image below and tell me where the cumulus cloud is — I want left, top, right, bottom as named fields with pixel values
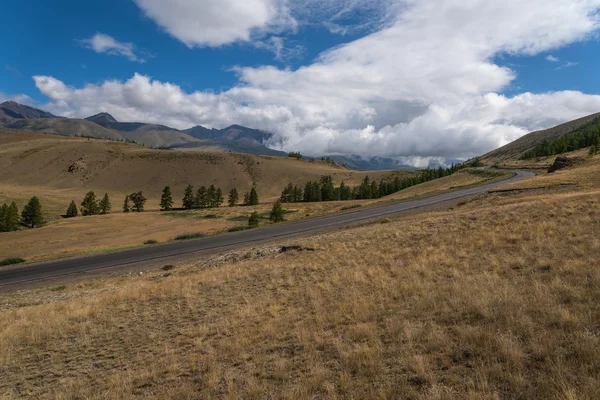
left=35, top=0, right=600, bottom=164
left=546, top=55, right=560, bottom=62
left=133, top=0, right=296, bottom=47
left=80, top=33, right=145, bottom=62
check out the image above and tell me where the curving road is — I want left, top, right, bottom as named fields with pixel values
left=0, top=170, right=534, bottom=288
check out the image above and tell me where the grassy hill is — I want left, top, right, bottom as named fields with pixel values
left=0, top=130, right=409, bottom=212
left=480, top=111, right=600, bottom=163
left=1, top=146, right=599, bottom=398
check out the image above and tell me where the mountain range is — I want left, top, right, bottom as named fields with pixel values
left=0, top=101, right=426, bottom=169
left=3, top=100, right=595, bottom=170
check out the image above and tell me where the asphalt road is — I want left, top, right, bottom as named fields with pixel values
left=0, top=170, right=534, bottom=288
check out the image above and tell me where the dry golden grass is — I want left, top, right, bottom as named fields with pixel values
left=0, top=130, right=409, bottom=213
left=0, top=169, right=497, bottom=262
left=0, top=161, right=599, bottom=399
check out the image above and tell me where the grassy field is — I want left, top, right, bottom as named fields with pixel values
left=0, top=154, right=598, bottom=398
left=0, top=130, right=410, bottom=214
left=0, top=168, right=498, bottom=262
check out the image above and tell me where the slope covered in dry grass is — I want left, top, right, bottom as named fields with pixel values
left=1, top=156, right=599, bottom=399
left=0, top=130, right=410, bottom=217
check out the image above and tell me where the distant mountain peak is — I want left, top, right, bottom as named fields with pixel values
left=0, top=101, right=59, bottom=119
left=85, top=112, right=118, bottom=124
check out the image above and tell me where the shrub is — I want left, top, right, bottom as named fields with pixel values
left=162, top=265, right=175, bottom=271
left=269, top=199, right=285, bottom=222
left=248, top=212, right=260, bottom=228
left=341, top=204, right=362, bottom=211
left=228, top=226, right=251, bottom=232
left=174, top=232, right=204, bottom=241
left=143, top=239, right=158, bottom=245
left=0, top=257, right=26, bottom=266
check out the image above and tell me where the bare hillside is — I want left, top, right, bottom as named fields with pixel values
left=0, top=130, right=410, bottom=206
left=480, top=111, right=600, bottom=163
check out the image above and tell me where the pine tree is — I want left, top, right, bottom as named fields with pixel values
left=99, top=193, right=111, bottom=214
left=182, top=184, right=195, bottom=209
left=207, top=185, right=217, bottom=207
left=129, top=191, right=147, bottom=212
left=249, top=187, right=259, bottom=205
left=123, top=195, right=131, bottom=213
left=21, top=196, right=45, bottom=228
left=66, top=200, right=78, bottom=218
left=293, top=186, right=303, bottom=202
left=281, top=183, right=294, bottom=203
left=248, top=211, right=260, bottom=228
left=81, top=191, right=99, bottom=216
left=243, top=191, right=250, bottom=206
left=370, top=180, right=379, bottom=198
left=269, top=200, right=284, bottom=222
left=196, top=186, right=207, bottom=208
left=215, top=188, right=224, bottom=207
left=160, top=186, right=174, bottom=211
left=0, top=204, right=6, bottom=232
left=228, top=188, right=239, bottom=207
left=5, top=202, right=19, bottom=231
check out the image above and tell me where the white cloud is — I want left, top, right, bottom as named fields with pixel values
left=133, top=0, right=296, bottom=47
left=253, top=36, right=305, bottom=61
left=556, top=61, right=580, bottom=70
left=546, top=55, right=560, bottom=62
left=0, top=92, right=36, bottom=105
left=80, top=33, right=145, bottom=62
left=35, top=0, right=600, bottom=164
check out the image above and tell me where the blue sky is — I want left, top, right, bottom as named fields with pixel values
left=2, top=0, right=600, bottom=164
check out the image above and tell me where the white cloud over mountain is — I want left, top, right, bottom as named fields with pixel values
left=34, top=0, right=600, bottom=163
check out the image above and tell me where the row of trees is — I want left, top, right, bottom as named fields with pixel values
left=0, top=197, right=45, bottom=231
left=280, top=163, right=468, bottom=204
left=176, top=185, right=259, bottom=211
left=521, top=117, right=600, bottom=159
left=66, top=191, right=148, bottom=217
left=66, top=192, right=112, bottom=218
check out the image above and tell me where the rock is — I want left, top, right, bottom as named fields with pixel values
left=548, top=156, right=584, bottom=173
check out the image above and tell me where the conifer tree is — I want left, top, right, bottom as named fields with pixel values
left=293, top=186, right=303, bottom=202
left=370, top=180, right=379, bottom=198
left=160, top=186, right=174, bottom=211
left=123, top=195, right=131, bottom=213
left=243, top=191, right=250, bottom=206
left=215, top=188, right=224, bottom=207
left=248, top=211, right=260, bottom=228
left=81, top=191, right=99, bottom=216
left=207, top=185, right=217, bottom=207
left=249, top=187, right=259, bottom=205
left=99, top=193, right=111, bottom=214
left=228, top=188, right=239, bottom=207
left=269, top=200, right=284, bottom=222
left=196, top=186, right=207, bottom=208
left=0, top=204, right=6, bottom=232
left=66, top=200, right=78, bottom=218
left=21, top=196, right=45, bottom=228
left=129, top=191, right=146, bottom=212
left=182, top=184, right=195, bottom=209
left=5, top=202, right=19, bottom=231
